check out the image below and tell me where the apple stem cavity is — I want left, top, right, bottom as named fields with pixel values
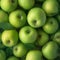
left=25, top=30, right=30, bottom=34
left=14, top=47, right=18, bottom=51
left=32, top=20, right=37, bottom=25
left=10, top=0, right=15, bottom=3
left=56, top=36, right=60, bottom=39
left=17, top=15, right=23, bottom=20
left=50, top=21, right=53, bottom=24
left=38, top=35, right=42, bottom=39
left=6, top=40, right=10, bottom=44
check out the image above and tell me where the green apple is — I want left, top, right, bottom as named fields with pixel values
left=9, top=10, right=26, bottom=28
left=43, top=17, right=59, bottom=34
left=1, top=0, right=18, bottom=12
left=27, top=7, right=46, bottom=28
left=7, top=56, right=19, bottom=60
left=42, top=41, right=58, bottom=59
left=1, top=30, right=18, bottom=47
left=53, top=31, right=60, bottom=45
left=19, top=26, right=37, bottom=43
left=0, top=50, right=6, bottom=60
left=0, top=10, right=8, bottom=23
left=26, top=50, right=43, bottom=60
left=42, top=0, right=58, bottom=16
left=0, top=22, right=15, bottom=30
left=18, top=0, right=35, bottom=10
left=13, top=43, right=27, bottom=57
left=37, top=30, right=49, bottom=46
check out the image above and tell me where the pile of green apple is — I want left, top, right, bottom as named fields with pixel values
left=0, top=0, right=60, bottom=60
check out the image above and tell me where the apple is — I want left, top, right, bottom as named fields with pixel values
left=53, top=31, right=60, bottom=45
left=19, top=26, right=37, bottom=43
left=18, top=0, right=35, bottom=10
left=43, top=17, right=59, bottom=34
left=42, top=0, right=58, bottom=16
left=27, top=7, right=46, bottom=28
left=7, top=56, right=19, bottom=60
left=1, top=0, right=18, bottom=12
left=1, top=30, right=18, bottom=47
left=13, top=43, right=27, bottom=57
left=0, top=50, right=6, bottom=60
left=9, top=10, right=26, bottom=28
left=37, top=30, right=49, bottom=46
left=0, top=10, right=8, bottom=23
left=42, top=41, right=59, bottom=59
left=26, top=50, right=43, bottom=60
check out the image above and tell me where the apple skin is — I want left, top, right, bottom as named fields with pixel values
left=1, top=0, right=18, bottom=12
left=37, top=30, right=49, bottom=46
left=9, top=10, right=26, bottom=28
left=18, top=0, right=35, bottom=10
left=53, top=31, right=60, bottom=45
left=42, top=41, right=58, bottom=59
left=43, top=17, right=59, bottom=34
left=7, top=56, right=19, bottom=60
left=42, top=0, right=58, bottom=16
left=0, top=50, right=6, bottom=60
left=19, top=26, right=37, bottom=43
left=0, top=10, right=8, bottom=23
left=13, top=43, right=27, bottom=57
left=1, top=30, right=18, bottom=47
left=27, top=7, right=46, bottom=28
left=26, top=50, right=42, bottom=60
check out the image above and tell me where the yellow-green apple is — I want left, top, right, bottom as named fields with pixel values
left=27, top=7, right=46, bottom=28
left=1, top=30, right=18, bottom=47
left=9, top=10, right=26, bottom=28
left=19, top=26, right=37, bottom=43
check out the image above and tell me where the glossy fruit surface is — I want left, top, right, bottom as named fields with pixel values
left=1, top=30, right=18, bottom=47
left=43, top=17, right=59, bottom=34
left=27, top=7, right=46, bottom=28
left=9, top=10, right=26, bottom=28
left=19, top=26, right=37, bottom=43
left=26, top=50, right=42, bottom=60
left=0, top=50, right=6, bottom=60
left=13, top=43, right=27, bottom=57
left=42, top=0, right=58, bottom=16
left=53, top=31, right=60, bottom=45
left=42, top=41, right=58, bottom=59
left=1, top=0, right=18, bottom=12
left=0, top=10, right=8, bottom=23
left=18, top=0, right=35, bottom=10
left=7, top=56, right=19, bottom=60
left=37, top=30, right=49, bottom=46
